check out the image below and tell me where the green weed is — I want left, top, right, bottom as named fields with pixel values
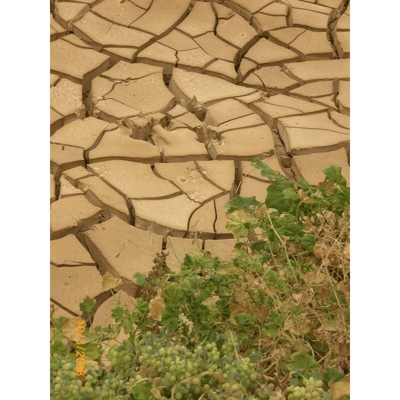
left=50, top=158, right=350, bottom=400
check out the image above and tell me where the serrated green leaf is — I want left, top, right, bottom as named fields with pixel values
left=225, top=222, right=249, bottom=238
left=180, top=279, right=196, bottom=296
left=111, top=306, right=139, bottom=333
left=210, top=273, right=224, bottom=286
left=133, top=272, right=147, bottom=286
left=301, top=234, right=317, bottom=251
left=79, top=296, right=96, bottom=313
left=110, top=305, right=125, bottom=322
left=323, top=165, right=347, bottom=187
left=137, top=298, right=149, bottom=317
left=225, top=196, right=263, bottom=216
left=161, top=304, right=180, bottom=332
left=216, top=297, right=231, bottom=321
left=250, top=157, right=287, bottom=182
left=283, top=221, right=304, bottom=242
left=266, top=181, right=297, bottom=213
left=287, top=353, right=319, bottom=374
left=234, top=242, right=245, bottom=250
left=182, top=254, right=195, bottom=269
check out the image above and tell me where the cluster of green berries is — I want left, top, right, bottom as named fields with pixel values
left=51, top=333, right=328, bottom=400
left=286, top=377, right=324, bottom=400
left=50, top=357, right=130, bottom=399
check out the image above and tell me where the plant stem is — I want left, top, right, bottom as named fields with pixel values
left=265, top=211, right=299, bottom=286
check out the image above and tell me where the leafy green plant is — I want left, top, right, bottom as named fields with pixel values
left=225, top=157, right=350, bottom=257
left=161, top=252, right=237, bottom=340
left=50, top=158, right=350, bottom=399
left=51, top=317, right=328, bottom=400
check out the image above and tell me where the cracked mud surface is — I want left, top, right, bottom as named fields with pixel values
left=50, top=0, right=350, bottom=322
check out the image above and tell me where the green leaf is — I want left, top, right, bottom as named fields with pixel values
left=225, top=195, right=263, bottom=216
left=264, top=241, right=279, bottom=254
left=111, top=306, right=125, bottom=323
left=132, top=381, right=153, bottom=400
left=249, top=353, right=261, bottom=363
left=182, top=254, right=195, bottom=270
left=250, top=240, right=266, bottom=252
left=323, top=367, right=345, bottom=386
left=79, top=296, right=96, bottom=313
left=268, top=311, right=284, bottom=326
left=51, top=329, right=65, bottom=342
left=179, top=279, right=195, bottom=296
left=283, top=187, right=297, bottom=200
left=283, top=221, right=304, bottom=242
left=301, top=234, right=317, bottom=251
left=84, top=343, right=99, bottom=360
left=51, top=316, right=69, bottom=330
left=235, top=313, right=254, bottom=326
left=296, top=177, right=315, bottom=193
left=161, top=304, right=180, bottom=332
left=250, top=157, right=287, bottom=182
left=323, top=165, right=347, bottom=187
left=216, top=297, right=231, bottom=321
left=264, top=325, right=279, bottom=337
left=286, top=353, right=319, bottom=374
left=226, top=213, right=259, bottom=237
left=50, top=340, right=68, bottom=357
left=137, top=298, right=149, bottom=317
left=198, top=321, right=212, bottom=339
left=208, top=331, right=221, bottom=343
left=234, top=242, right=245, bottom=250
left=133, top=272, right=147, bottom=286
left=198, top=287, right=212, bottom=303
left=266, top=181, right=297, bottom=213
left=329, top=187, right=350, bottom=212
left=111, top=306, right=139, bottom=333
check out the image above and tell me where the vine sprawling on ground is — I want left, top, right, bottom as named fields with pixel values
left=51, top=157, right=350, bottom=400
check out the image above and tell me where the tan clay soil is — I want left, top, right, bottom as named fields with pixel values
left=50, top=0, right=350, bottom=334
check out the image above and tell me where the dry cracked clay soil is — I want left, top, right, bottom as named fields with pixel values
left=50, top=0, right=350, bottom=342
